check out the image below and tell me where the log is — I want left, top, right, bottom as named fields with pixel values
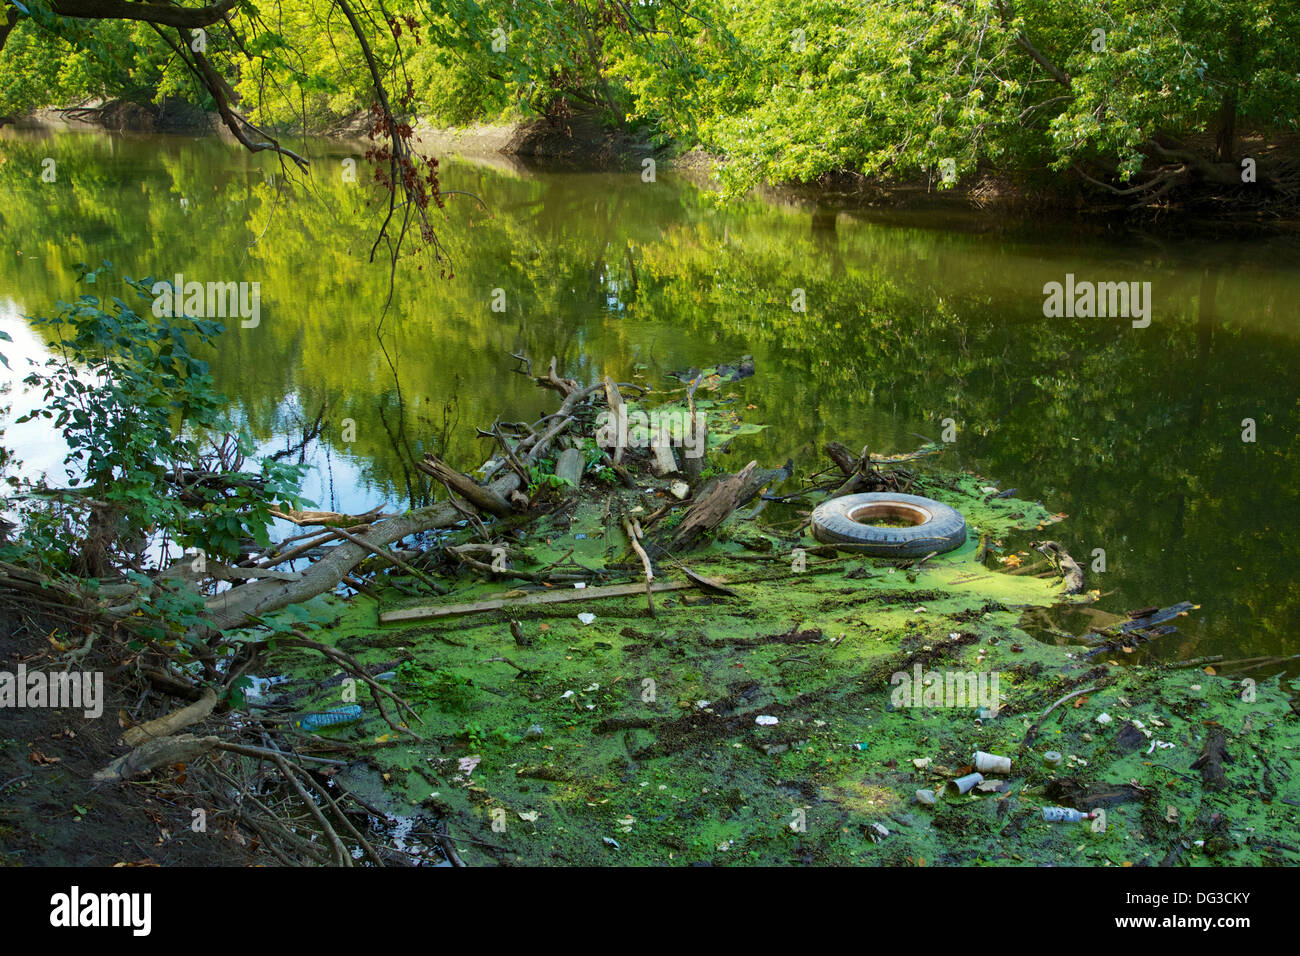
left=379, top=579, right=698, bottom=623
left=123, top=688, right=217, bottom=746
left=651, top=441, right=679, bottom=476
left=93, top=733, right=220, bottom=783
left=667, top=462, right=756, bottom=551
left=682, top=411, right=707, bottom=484
left=603, top=375, right=626, bottom=463
left=665, top=459, right=792, bottom=553
left=417, top=454, right=513, bottom=517
left=555, top=448, right=586, bottom=488
left=825, top=441, right=859, bottom=477
left=199, top=383, right=596, bottom=634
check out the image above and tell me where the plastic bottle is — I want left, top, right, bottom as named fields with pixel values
left=1042, top=806, right=1093, bottom=822
left=296, top=704, right=363, bottom=732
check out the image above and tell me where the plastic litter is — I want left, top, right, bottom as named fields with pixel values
left=948, top=772, right=984, bottom=795
left=1043, top=750, right=1063, bottom=768
left=296, top=704, right=363, bottom=732
left=972, top=751, right=1012, bottom=774
left=1042, top=806, right=1094, bottom=822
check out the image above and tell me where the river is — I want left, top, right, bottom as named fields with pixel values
left=1, top=125, right=1297, bottom=671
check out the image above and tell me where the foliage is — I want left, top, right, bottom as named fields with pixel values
left=4, top=1, right=1297, bottom=191
left=3, top=264, right=308, bottom=571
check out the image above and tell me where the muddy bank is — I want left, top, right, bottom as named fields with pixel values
left=0, top=608, right=272, bottom=866
left=30, top=99, right=218, bottom=134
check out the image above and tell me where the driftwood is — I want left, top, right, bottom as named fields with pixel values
left=417, top=454, right=513, bottom=517
left=379, top=578, right=700, bottom=623
left=199, top=374, right=597, bottom=634
left=825, top=441, right=859, bottom=476
left=1191, top=730, right=1230, bottom=791
left=92, top=733, right=220, bottom=783
left=668, top=461, right=757, bottom=551
left=1036, top=540, right=1085, bottom=593
left=123, top=688, right=218, bottom=746
left=554, top=448, right=586, bottom=488
left=622, top=515, right=656, bottom=616
left=664, top=459, right=793, bottom=553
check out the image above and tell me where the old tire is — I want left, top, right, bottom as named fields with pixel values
left=810, top=492, right=967, bottom=557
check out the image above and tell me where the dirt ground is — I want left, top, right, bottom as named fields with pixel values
left=0, top=609, right=270, bottom=867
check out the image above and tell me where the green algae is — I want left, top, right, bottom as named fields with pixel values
left=255, top=471, right=1300, bottom=867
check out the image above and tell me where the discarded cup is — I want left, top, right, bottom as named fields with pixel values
left=1042, top=806, right=1092, bottom=823
left=1043, top=750, right=1063, bottom=768
left=972, top=751, right=1012, bottom=774
left=948, top=772, right=985, bottom=795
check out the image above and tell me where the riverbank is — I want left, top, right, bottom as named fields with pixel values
left=14, top=100, right=1297, bottom=230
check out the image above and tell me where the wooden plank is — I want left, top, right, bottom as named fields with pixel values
left=379, top=579, right=697, bottom=623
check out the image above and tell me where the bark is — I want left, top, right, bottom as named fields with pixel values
left=417, top=454, right=513, bottom=516
left=48, top=0, right=239, bottom=29
left=202, top=479, right=518, bottom=631
left=93, top=733, right=220, bottom=783
left=123, top=688, right=218, bottom=746
left=1215, top=88, right=1238, bottom=163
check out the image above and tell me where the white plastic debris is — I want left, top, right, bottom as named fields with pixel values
left=972, top=751, right=1012, bottom=774
left=755, top=715, right=779, bottom=726
left=560, top=690, right=575, bottom=699
left=574, top=582, right=586, bottom=589
left=457, top=755, right=481, bottom=775
left=913, top=757, right=931, bottom=770
left=577, top=612, right=596, bottom=625
left=1096, top=712, right=1113, bottom=725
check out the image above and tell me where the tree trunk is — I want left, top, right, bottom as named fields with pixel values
left=1215, top=87, right=1238, bottom=163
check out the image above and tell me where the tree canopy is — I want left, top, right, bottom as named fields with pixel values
left=2, top=1, right=1299, bottom=201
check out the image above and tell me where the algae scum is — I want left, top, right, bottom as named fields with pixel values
left=255, top=465, right=1300, bottom=867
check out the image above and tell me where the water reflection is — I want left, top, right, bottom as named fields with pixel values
left=1, top=125, right=1297, bottom=667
